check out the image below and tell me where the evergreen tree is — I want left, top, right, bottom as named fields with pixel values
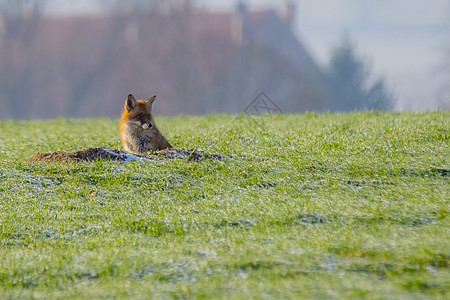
left=326, top=37, right=393, bottom=111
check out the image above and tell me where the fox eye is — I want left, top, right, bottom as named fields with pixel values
left=135, top=114, right=145, bottom=122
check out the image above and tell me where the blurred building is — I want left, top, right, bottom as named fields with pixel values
left=0, top=2, right=327, bottom=119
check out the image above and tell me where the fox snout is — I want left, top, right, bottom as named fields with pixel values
left=130, top=121, right=153, bottom=130
left=141, top=123, right=153, bottom=129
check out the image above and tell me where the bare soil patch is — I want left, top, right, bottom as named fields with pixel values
left=26, top=147, right=228, bottom=163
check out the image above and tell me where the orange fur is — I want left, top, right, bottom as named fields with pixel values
left=119, top=94, right=172, bottom=154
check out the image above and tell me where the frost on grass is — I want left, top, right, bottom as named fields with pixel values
left=26, top=147, right=228, bottom=163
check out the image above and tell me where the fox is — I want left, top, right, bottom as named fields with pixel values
left=119, top=94, right=172, bottom=155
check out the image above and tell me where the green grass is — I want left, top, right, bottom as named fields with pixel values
left=0, top=112, right=449, bottom=299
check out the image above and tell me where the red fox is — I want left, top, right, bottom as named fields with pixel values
left=119, top=94, right=172, bottom=154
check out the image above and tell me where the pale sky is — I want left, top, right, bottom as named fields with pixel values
left=47, top=0, right=450, bottom=110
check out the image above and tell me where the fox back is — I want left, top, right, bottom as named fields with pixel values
left=119, top=94, right=172, bottom=154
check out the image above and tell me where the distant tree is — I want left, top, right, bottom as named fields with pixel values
left=435, top=44, right=450, bottom=110
left=95, top=0, right=190, bottom=15
left=436, top=8, right=450, bottom=110
left=0, top=0, right=46, bottom=38
left=0, top=0, right=46, bottom=16
left=325, top=37, right=393, bottom=111
left=0, top=0, right=47, bottom=118
left=96, top=0, right=159, bottom=15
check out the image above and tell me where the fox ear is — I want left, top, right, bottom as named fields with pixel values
left=125, top=94, right=138, bottom=111
left=145, top=95, right=157, bottom=106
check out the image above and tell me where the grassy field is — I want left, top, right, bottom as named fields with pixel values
left=0, top=112, right=448, bottom=299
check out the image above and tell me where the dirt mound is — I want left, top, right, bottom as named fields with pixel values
left=26, top=147, right=228, bottom=163
left=26, top=148, right=127, bottom=163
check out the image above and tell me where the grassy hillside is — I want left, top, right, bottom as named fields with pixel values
left=0, top=112, right=448, bottom=298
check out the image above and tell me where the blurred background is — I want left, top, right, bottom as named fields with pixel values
left=0, top=0, right=449, bottom=119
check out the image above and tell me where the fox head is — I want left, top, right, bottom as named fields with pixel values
left=121, top=94, right=156, bottom=130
